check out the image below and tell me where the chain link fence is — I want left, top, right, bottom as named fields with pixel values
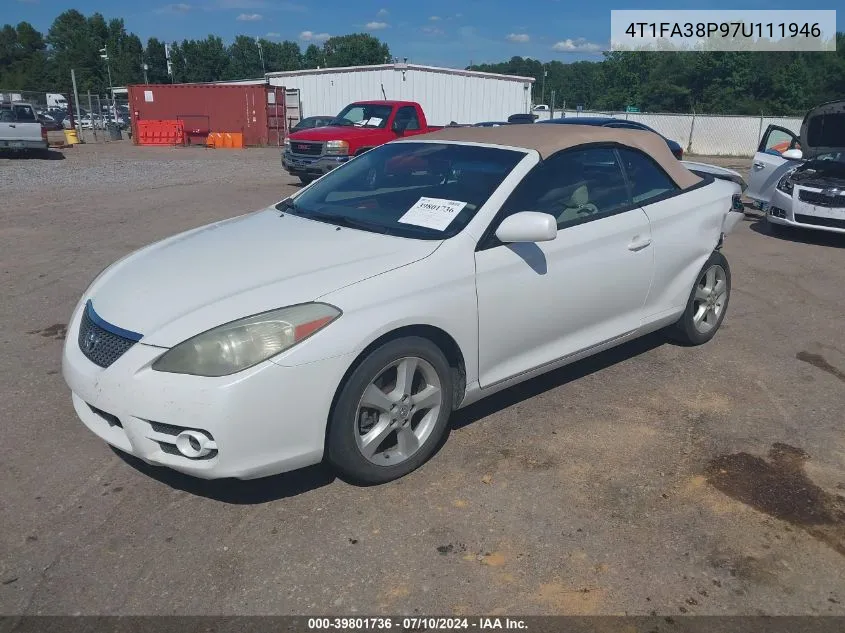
left=1, top=88, right=131, bottom=142
left=533, top=107, right=803, bottom=157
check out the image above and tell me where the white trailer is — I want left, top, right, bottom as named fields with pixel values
left=265, top=63, right=535, bottom=126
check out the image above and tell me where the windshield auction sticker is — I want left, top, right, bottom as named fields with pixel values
left=398, top=197, right=468, bottom=231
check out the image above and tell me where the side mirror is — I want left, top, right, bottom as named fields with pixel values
left=495, top=212, right=558, bottom=243
left=782, top=148, right=803, bottom=160
left=392, top=119, right=407, bottom=134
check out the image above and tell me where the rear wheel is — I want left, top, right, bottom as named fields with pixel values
left=668, top=251, right=731, bottom=346
left=327, top=337, right=454, bottom=484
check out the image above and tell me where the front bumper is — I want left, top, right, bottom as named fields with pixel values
left=282, top=150, right=349, bottom=177
left=62, top=304, right=354, bottom=480
left=768, top=187, right=845, bottom=235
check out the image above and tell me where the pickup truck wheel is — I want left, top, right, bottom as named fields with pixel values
left=298, top=175, right=316, bottom=185
left=326, top=337, right=453, bottom=484
left=668, top=251, right=731, bottom=346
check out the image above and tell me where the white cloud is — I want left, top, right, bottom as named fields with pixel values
left=421, top=26, right=445, bottom=37
left=237, top=12, right=263, bottom=20
left=429, top=15, right=441, bottom=21
left=366, top=21, right=389, bottom=30
left=265, top=32, right=281, bottom=38
left=299, top=30, right=331, bottom=42
left=506, top=33, right=530, bottom=43
left=155, top=3, right=192, bottom=13
left=219, top=0, right=266, bottom=7
left=552, top=37, right=603, bottom=52
left=377, top=8, right=388, bottom=16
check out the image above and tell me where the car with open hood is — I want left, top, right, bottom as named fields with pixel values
left=746, top=100, right=845, bottom=235
left=63, top=124, right=744, bottom=484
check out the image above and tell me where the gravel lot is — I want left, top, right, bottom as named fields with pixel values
left=2, top=141, right=845, bottom=616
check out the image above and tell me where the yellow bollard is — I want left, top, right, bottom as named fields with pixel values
left=63, top=129, right=80, bottom=145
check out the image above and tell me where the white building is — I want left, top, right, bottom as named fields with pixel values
left=265, top=63, right=535, bottom=126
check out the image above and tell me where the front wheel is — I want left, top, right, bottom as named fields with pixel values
left=298, top=175, right=316, bottom=185
left=326, top=337, right=454, bottom=484
left=668, top=251, right=731, bottom=346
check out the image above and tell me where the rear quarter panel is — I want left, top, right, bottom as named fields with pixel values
left=640, top=178, right=736, bottom=320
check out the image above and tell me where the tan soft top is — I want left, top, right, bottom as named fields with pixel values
left=419, top=124, right=701, bottom=189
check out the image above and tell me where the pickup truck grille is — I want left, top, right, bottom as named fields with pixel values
left=289, top=141, right=323, bottom=156
left=798, top=189, right=845, bottom=208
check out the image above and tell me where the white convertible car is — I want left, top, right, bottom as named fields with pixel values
left=746, top=100, right=845, bottom=235
left=63, top=125, right=744, bottom=484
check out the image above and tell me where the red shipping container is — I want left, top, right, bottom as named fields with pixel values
left=127, top=83, right=287, bottom=147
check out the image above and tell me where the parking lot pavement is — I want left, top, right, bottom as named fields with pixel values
left=2, top=144, right=844, bottom=616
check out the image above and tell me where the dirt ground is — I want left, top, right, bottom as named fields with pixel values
left=2, top=142, right=845, bottom=616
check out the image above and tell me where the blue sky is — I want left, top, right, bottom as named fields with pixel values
left=8, top=0, right=843, bottom=68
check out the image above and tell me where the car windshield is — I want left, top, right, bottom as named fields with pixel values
left=277, top=142, right=525, bottom=240
left=331, top=104, right=394, bottom=129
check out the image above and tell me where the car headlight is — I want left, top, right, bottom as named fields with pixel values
left=776, top=172, right=794, bottom=195
left=283, top=138, right=291, bottom=150
left=152, top=303, right=341, bottom=377
left=325, top=140, right=349, bottom=156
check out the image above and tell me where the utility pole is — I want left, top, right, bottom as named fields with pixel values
left=71, top=69, right=83, bottom=140
left=100, top=46, right=116, bottom=124
left=540, top=64, right=548, bottom=105
left=143, top=63, right=149, bottom=84
left=256, top=38, right=266, bottom=76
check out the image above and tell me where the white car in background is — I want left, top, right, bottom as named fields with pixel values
left=62, top=125, right=744, bottom=484
left=746, top=100, right=845, bottom=235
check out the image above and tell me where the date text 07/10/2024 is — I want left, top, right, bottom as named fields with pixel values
left=306, top=617, right=528, bottom=630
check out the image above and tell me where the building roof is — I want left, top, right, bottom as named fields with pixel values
left=416, top=124, right=702, bottom=189
left=265, top=62, right=535, bottom=84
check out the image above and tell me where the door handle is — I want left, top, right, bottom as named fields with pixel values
left=752, top=162, right=765, bottom=169
left=628, top=237, right=652, bottom=252
left=8, top=124, right=15, bottom=128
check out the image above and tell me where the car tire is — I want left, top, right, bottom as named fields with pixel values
left=299, top=175, right=315, bottom=185
left=668, top=251, right=731, bottom=346
left=326, top=336, right=454, bottom=484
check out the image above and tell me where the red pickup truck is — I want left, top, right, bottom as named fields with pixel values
left=282, top=100, right=442, bottom=184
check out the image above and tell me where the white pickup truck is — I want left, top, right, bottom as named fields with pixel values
left=0, top=101, right=48, bottom=154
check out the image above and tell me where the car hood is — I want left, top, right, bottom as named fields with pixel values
left=289, top=125, right=387, bottom=142
left=86, top=208, right=440, bottom=347
left=801, top=100, right=845, bottom=159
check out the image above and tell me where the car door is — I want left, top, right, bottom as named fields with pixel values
left=746, top=124, right=802, bottom=205
left=474, top=147, right=654, bottom=388
left=0, top=105, right=15, bottom=144
left=12, top=104, right=43, bottom=143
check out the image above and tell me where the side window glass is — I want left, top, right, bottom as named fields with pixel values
left=501, top=148, right=631, bottom=229
left=0, top=108, right=14, bottom=122
left=617, top=148, right=679, bottom=205
left=763, top=128, right=799, bottom=155
left=396, top=106, right=421, bottom=131
left=13, top=105, right=37, bottom=122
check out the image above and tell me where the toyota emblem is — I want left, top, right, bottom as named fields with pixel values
left=83, top=330, right=101, bottom=354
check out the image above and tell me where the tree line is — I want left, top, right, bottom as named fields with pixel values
left=2, top=9, right=843, bottom=116
left=469, top=36, right=845, bottom=116
left=0, top=10, right=391, bottom=96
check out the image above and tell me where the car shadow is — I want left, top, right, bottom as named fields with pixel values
left=113, top=331, right=670, bottom=501
left=1, top=149, right=65, bottom=160
left=451, top=331, right=668, bottom=429
left=749, top=216, right=845, bottom=249
left=111, top=447, right=336, bottom=504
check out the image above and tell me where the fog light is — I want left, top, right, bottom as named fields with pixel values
left=175, top=430, right=217, bottom=458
